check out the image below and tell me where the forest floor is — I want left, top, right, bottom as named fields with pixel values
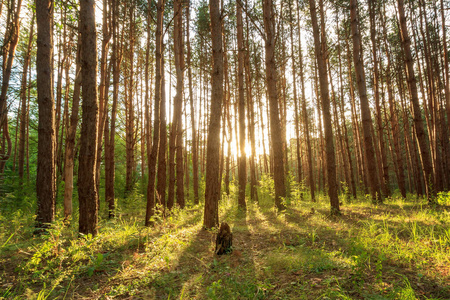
left=1, top=190, right=450, bottom=299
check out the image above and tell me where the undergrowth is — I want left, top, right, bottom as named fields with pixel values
left=1, top=184, right=449, bottom=299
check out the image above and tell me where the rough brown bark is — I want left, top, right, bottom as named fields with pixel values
left=350, top=0, right=381, bottom=203
left=63, top=38, right=81, bottom=220
left=125, top=7, right=136, bottom=193
left=237, top=1, right=246, bottom=210
left=308, top=0, right=339, bottom=214
left=263, top=0, right=286, bottom=211
left=397, top=0, right=434, bottom=202
left=381, top=5, right=406, bottom=198
left=35, top=0, right=56, bottom=228
left=78, top=0, right=99, bottom=235
left=168, top=0, right=185, bottom=210
left=203, top=0, right=223, bottom=229
left=157, top=58, right=167, bottom=209
left=369, top=0, right=390, bottom=197
left=105, top=0, right=122, bottom=219
left=146, top=0, right=164, bottom=226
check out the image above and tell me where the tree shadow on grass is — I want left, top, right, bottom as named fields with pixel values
left=150, top=203, right=265, bottom=299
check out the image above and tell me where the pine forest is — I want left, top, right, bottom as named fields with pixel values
left=0, top=0, right=450, bottom=298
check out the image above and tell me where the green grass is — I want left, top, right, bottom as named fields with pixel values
left=1, top=189, right=449, bottom=299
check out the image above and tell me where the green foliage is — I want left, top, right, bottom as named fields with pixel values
left=259, top=173, right=274, bottom=207
left=1, top=188, right=450, bottom=299
left=436, top=191, right=450, bottom=205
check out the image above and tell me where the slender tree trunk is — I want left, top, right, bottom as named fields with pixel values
left=186, top=0, right=198, bottom=205
left=145, top=0, right=164, bottom=226
left=174, top=0, right=185, bottom=208
left=18, top=14, right=34, bottom=181
left=237, top=1, right=246, bottom=210
left=369, top=0, right=390, bottom=197
left=63, top=39, right=81, bottom=221
left=245, top=11, right=258, bottom=203
left=309, top=0, right=339, bottom=214
left=0, top=0, right=22, bottom=172
left=381, top=5, right=406, bottom=197
left=125, top=8, right=135, bottom=193
left=350, top=0, right=381, bottom=203
left=289, top=0, right=302, bottom=185
left=105, top=0, right=121, bottom=219
left=96, top=0, right=111, bottom=195
left=35, top=0, right=56, bottom=228
left=441, top=0, right=450, bottom=136
left=203, top=0, right=223, bottom=228
left=78, top=0, right=99, bottom=235
left=397, top=0, right=434, bottom=202
left=263, top=0, right=286, bottom=211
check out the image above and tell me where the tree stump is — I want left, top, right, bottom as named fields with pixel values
left=215, top=222, right=232, bottom=255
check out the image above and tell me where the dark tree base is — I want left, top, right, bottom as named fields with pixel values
left=215, top=222, right=232, bottom=255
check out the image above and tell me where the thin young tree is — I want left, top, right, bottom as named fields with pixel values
left=146, top=0, right=165, bottom=226
left=18, top=14, right=35, bottom=182
left=63, top=38, right=81, bottom=220
left=186, top=0, right=199, bottom=204
left=237, top=1, right=246, bottom=210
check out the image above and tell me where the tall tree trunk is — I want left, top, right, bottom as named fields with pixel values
left=245, top=10, right=258, bottom=203
left=63, top=39, right=81, bottom=220
left=96, top=0, right=111, bottom=195
left=441, top=0, right=450, bottom=136
left=381, top=5, right=406, bottom=198
left=237, top=1, right=246, bottom=210
left=35, top=0, right=56, bottom=228
left=186, top=0, right=198, bottom=205
left=297, top=4, right=315, bottom=201
left=145, top=0, right=164, bottom=226
left=125, top=8, right=136, bottom=193
left=157, top=58, right=167, bottom=209
left=173, top=0, right=185, bottom=208
left=0, top=0, right=22, bottom=172
left=18, top=14, right=34, bottom=181
left=78, top=0, right=99, bottom=235
left=263, top=0, right=286, bottom=211
left=308, top=0, right=339, bottom=214
left=397, top=0, right=434, bottom=202
left=289, top=0, right=302, bottom=185
left=369, top=0, right=390, bottom=197
left=105, top=0, right=122, bottom=219
left=350, top=0, right=381, bottom=203
left=203, top=0, right=223, bottom=228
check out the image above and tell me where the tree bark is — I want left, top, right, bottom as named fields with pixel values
left=18, top=14, right=34, bottom=181
left=237, top=1, right=246, bottom=210
left=397, top=0, right=434, bottom=202
left=78, top=0, right=99, bottom=235
left=308, top=0, right=339, bottom=214
left=35, top=0, right=56, bottom=228
left=263, top=0, right=286, bottom=211
left=350, top=0, right=381, bottom=203
left=63, top=38, right=81, bottom=220
left=204, top=0, right=223, bottom=229
left=146, top=0, right=165, bottom=226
